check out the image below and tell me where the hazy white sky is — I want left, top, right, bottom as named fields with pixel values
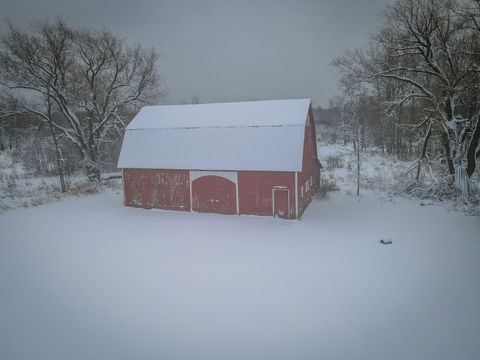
left=1, top=0, right=394, bottom=107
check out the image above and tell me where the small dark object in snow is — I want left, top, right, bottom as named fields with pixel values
left=420, top=202, right=433, bottom=206
left=379, top=239, right=393, bottom=245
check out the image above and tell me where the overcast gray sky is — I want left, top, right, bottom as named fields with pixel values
left=1, top=0, right=394, bottom=107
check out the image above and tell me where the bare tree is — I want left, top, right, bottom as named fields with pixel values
left=0, top=20, right=162, bottom=181
left=374, top=0, right=480, bottom=194
left=333, top=0, right=480, bottom=195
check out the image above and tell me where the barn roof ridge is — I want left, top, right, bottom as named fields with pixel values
left=144, top=98, right=311, bottom=107
left=126, top=98, right=311, bottom=130
left=126, top=123, right=305, bottom=131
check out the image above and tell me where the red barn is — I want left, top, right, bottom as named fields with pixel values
left=117, top=99, right=321, bottom=219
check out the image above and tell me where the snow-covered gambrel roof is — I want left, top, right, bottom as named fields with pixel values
left=117, top=99, right=311, bottom=172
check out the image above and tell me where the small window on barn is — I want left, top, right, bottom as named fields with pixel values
left=301, top=185, right=304, bottom=197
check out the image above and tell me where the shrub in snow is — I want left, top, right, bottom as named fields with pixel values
left=405, top=176, right=456, bottom=200
left=67, top=179, right=100, bottom=196
left=325, top=155, right=344, bottom=170
left=318, top=176, right=339, bottom=198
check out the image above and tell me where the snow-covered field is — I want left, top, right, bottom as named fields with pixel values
left=1, top=184, right=479, bottom=359
left=319, top=142, right=480, bottom=215
left=0, top=151, right=120, bottom=212
left=1, top=143, right=479, bottom=359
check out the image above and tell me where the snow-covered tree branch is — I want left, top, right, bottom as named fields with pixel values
left=0, top=19, right=163, bottom=181
left=332, top=0, right=480, bottom=195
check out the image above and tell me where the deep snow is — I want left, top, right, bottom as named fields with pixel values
left=1, top=188, right=479, bottom=360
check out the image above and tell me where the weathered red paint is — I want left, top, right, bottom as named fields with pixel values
left=191, top=175, right=237, bottom=214
left=123, top=169, right=190, bottom=211
left=297, top=108, right=321, bottom=217
left=238, top=171, right=296, bottom=219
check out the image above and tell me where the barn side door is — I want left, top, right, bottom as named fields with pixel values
left=273, top=187, right=289, bottom=218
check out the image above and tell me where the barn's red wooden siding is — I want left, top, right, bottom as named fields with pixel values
left=238, top=171, right=296, bottom=219
left=123, top=169, right=190, bottom=211
left=297, top=108, right=321, bottom=217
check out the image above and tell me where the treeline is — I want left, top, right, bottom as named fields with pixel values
left=331, top=0, right=480, bottom=196
left=0, top=112, right=122, bottom=177
left=0, top=19, right=162, bottom=189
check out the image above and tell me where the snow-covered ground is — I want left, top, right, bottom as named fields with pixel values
left=1, top=185, right=479, bottom=359
left=319, top=143, right=411, bottom=193
left=1, top=143, right=479, bottom=359
left=0, top=151, right=120, bottom=212
left=318, top=142, right=480, bottom=215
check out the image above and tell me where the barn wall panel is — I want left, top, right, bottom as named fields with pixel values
left=298, top=107, right=321, bottom=217
left=238, top=171, right=296, bottom=219
left=123, top=168, right=150, bottom=208
left=123, top=168, right=190, bottom=211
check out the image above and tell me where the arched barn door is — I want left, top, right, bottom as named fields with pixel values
left=191, top=175, right=237, bottom=214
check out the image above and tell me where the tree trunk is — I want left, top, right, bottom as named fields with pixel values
left=48, top=122, right=66, bottom=192
left=46, top=92, right=66, bottom=193
left=416, top=124, right=432, bottom=181
left=440, top=127, right=455, bottom=175
left=354, top=123, right=361, bottom=196
left=86, top=164, right=101, bottom=183
left=454, top=162, right=471, bottom=196
left=441, top=122, right=471, bottom=195
left=9, top=126, right=13, bottom=150
left=466, top=114, right=480, bottom=177
left=82, top=147, right=101, bottom=183
left=356, top=134, right=361, bottom=196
